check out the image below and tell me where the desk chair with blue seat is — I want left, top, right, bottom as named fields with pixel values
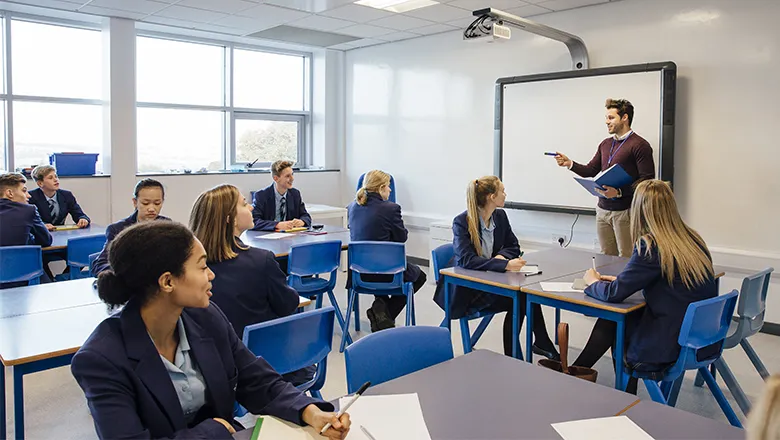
left=344, top=326, right=453, bottom=394
left=0, top=246, right=44, bottom=287
left=66, top=235, right=107, bottom=280
left=340, top=241, right=416, bottom=352
left=621, top=290, right=742, bottom=428
left=356, top=173, right=396, bottom=203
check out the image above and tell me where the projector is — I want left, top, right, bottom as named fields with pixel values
left=463, top=18, right=512, bottom=42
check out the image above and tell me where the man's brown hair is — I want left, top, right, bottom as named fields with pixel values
left=31, top=165, right=56, bottom=182
left=0, top=172, right=26, bottom=192
left=271, top=160, right=294, bottom=177
left=606, top=98, right=634, bottom=127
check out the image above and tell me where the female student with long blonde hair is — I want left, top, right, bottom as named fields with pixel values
left=747, top=375, right=780, bottom=440
left=433, top=176, right=559, bottom=359
left=576, top=179, right=719, bottom=394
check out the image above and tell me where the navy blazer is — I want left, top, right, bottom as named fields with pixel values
left=347, top=192, right=422, bottom=283
left=252, top=185, right=311, bottom=231
left=209, top=240, right=300, bottom=337
left=585, top=242, right=719, bottom=365
left=28, top=188, right=90, bottom=226
left=90, top=212, right=171, bottom=276
left=433, top=209, right=521, bottom=318
left=71, top=300, right=332, bottom=439
left=0, top=198, right=53, bottom=247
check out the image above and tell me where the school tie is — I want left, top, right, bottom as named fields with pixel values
left=279, top=196, right=286, bottom=221
left=48, top=198, right=59, bottom=219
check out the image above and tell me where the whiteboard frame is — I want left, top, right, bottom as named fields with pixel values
left=494, top=62, right=677, bottom=216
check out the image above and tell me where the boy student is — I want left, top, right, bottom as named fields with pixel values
left=252, top=160, right=312, bottom=231
left=554, top=98, right=655, bottom=257
left=90, top=178, right=169, bottom=276
left=28, top=165, right=90, bottom=230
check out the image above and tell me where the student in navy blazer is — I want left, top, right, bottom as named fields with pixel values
left=433, top=176, right=558, bottom=359
left=252, top=160, right=311, bottom=231
left=574, top=180, right=719, bottom=394
left=91, top=179, right=170, bottom=276
left=190, top=184, right=314, bottom=385
left=28, top=165, right=90, bottom=229
left=347, top=170, right=427, bottom=332
left=71, top=222, right=350, bottom=439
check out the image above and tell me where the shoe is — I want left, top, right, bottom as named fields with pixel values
left=369, top=300, right=395, bottom=331
left=366, top=308, right=380, bottom=333
left=533, top=344, right=561, bottom=362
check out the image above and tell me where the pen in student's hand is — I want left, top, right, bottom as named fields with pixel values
left=360, top=425, right=378, bottom=440
left=320, top=381, right=371, bottom=434
left=544, top=152, right=558, bottom=156
left=592, top=256, right=597, bottom=271
left=525, top=271, right=543, bottom=277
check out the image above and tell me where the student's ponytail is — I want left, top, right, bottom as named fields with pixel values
left=465, top=176, right=502, bottom=257
left=356, top=188, right=368, bottom=206
left=356, top=170, right=391, bottom=206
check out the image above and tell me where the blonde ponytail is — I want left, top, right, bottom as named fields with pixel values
left=464, top=176, right=502, bottom=257
left=356, top=188, right=368, bottom=205
left=356, top=170, right=391, bottom=206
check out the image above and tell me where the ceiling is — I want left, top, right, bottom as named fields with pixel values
left=3, top=0, right=619, bottom=50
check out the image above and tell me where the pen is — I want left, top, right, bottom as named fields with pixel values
left=544, top=152, right=558, bottom=156
left=525, top=271, right=543, bottom=277
left=320, top=381, right=371, bottom=434
left=592, top=256, right=597, bottom=271
left=360, top=425, right=378, bottom=440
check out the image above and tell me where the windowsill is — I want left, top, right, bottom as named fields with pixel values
left=136, top=168, right=340, bottom=177
left=55, top=174, right=111, bottom=178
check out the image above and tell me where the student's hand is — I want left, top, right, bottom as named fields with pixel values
left=212, top=418, right=236, bottom=434
left=302, top=404, right=351, bottom=439
left=600, top=275, right=617, bottom=282
left=595, top=185, right=619, bottom=198
left=494, top=254, right=507, bottom=260
left=275, top=221, right=294, bottom=231
left=505, top=258, right=527, bottom=271
left=555, top=152, right=572, bottom=168
left=77, top=219, right=89, bottom=228
left=291, top=218, right=305, bottom=228
left=584, top=268, right=601, bottom=286
left=45, top=223, right=56, bottom=231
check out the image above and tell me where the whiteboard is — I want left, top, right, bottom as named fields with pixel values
left=499, top=69, right=668, bottom=213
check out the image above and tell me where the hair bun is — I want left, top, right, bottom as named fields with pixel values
left=96, top=270, right=133, bottom=308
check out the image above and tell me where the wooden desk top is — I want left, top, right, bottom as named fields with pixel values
left=45, top=225, right=106, bottom=250
left=240, top=226, right=350, bottom=257
left=0, top=278, right=102, bottom=319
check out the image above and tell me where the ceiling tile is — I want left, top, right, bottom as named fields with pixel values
left=377, top=30, right=419, bottom=41
left=263, top=0, right=356, bottom=13
left=337, top=23, right=394, bottom=37
left=192, top=23, right=250, bottom=35
left=446, top=15, right=479, bottom=28
left=408, top=22, right=457, bottom=34
left=326, top=42, right=355, bottom=50
left=176, top=0, right=256, bottom=14
left=446, top=0, right=529, bottom=12
left=320, top=4, right=394, bottom=22
left=212, top=14, right=266, bottom=29
left=403, top=4, right=473, bottom=22
left=9, top=0, right=83, bottom=10
left=369, top=14, right=433, bottom=31
left=503, top=3, right=552, bottom=16
left=287, top=14, right=355, bottom=31
left=84, top=0, right=169, bottom=14
left=535, top=0, right=608, bottom=11
left=234, top=3, right=310, bottom=21
left=142, top=15, right=200, bottom=28
left=348, top=37, right=385, bottom=47
left=78, top=5, right=148, bottom=19
left=154, top=5, right=229, bottom=23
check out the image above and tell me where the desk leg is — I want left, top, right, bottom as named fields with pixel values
left=1, top=365, right=5, bottom=440
left=442, top=282, right=451, bottom=331
left=12, top=367, right=22, bottom=440
left=615, top=318, right=626, bottom=391
left=521, top=295, right=529, bottom=362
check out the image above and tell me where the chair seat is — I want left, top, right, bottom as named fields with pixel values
left=293, top=277, right=330, bottom=294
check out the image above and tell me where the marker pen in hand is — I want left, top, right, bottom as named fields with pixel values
left=592, top=256, right=597, bottom=271
left=544, top=152, right=558, bottom=156
left=320, top=381, right=371, bottom=434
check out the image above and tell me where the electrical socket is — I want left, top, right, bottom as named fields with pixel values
left=551, top=234, right=567, bottom=247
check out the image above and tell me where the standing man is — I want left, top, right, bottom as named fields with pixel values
left=555, top=99, right=655, bottom=257
left=252, top=160, right=311, bottom=232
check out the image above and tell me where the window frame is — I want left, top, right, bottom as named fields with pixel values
left=231, top=112, right=306, bottom=169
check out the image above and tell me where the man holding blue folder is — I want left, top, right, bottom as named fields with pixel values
left=554, top=98, right=655, bottom=257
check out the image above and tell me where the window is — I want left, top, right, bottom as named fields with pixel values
left=137, top=108, right=223, bottom=173
left=233, top=50, right=305, bottom=111
left=234, top=116, right=302, bottom=165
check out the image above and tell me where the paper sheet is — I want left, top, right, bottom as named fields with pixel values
left=519, top=265, right=540, bottom=273
left=256, top=232, right=288, bottom=240
left=551, top=416, right=654, bottom=440
left=339, top=393, right=432, bottom=440
left=540, top=282, right=584, bottom=293
left=255, top=416, right=320, bottom=439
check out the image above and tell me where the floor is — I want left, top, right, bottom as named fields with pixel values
left=4, top=269, right=777, bottom=439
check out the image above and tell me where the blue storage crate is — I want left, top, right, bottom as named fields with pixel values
left=49, top=153, right=99, bottom=176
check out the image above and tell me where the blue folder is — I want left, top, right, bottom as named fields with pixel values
left=573, top=164, right=634, bottom=198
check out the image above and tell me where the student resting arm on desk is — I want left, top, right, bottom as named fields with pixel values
left=71, top=222, right=350, bottom=440
left=190, top=184, right=314, bottom=386
left=572, top=180, right=718, bottom=395
left=28, top=165, right=90, bottom=230
left=251, top=160, right=312, bottom=232
left=433, top=176, right=559, bottom=360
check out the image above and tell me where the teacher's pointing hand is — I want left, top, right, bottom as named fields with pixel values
left=554, top=152, right=572, bottom=168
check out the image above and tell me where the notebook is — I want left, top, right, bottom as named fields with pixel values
left=573, top=164, right=633, bottom=198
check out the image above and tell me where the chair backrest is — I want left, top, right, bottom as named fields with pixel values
left=67, top=235, right=108, bottom=267
left=356, top=173, right=396, bottom=203
left=88, top=252, right=100, bottom=268
left=431, top=243, right=455, bottom=282
left=736, top=267, right=774, bottom=334
left=288, top=240, right=342, bottom=277
left=672, top=290, right=739, bottom=373
left=0, top=246, right=44, bottom=284
left=344, top=326, right=453, bottom=394
left=349, top=241, right=406, bottom=290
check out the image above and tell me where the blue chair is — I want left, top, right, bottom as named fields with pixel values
left=344, top=326, right=453, bottom=394
left=242, top=307, right=335, bottom=400
left=621, top=290, right=742, bottom=428
left=357, top=173, right=396, bottom=203
left=340, top=242, right=416, bottom=352
left=0, top=246, right=44, bottom=286
left=693, top=267, right=774, bottom=415
left=287, top=241, right=352, bottom=345
left=67, top=235, right=107, bottom=279
left=88, top=252, right=100, bottom=268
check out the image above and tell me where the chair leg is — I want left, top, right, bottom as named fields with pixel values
left=661, top=379, right=673, bottom=399
left=741, top=339, right=770, bottom=380
left=713, top=358, right=752, bottom=416
left=643, top=380, right=668, bottom=405
left=410, top=285, right=417, bottom=326
left=699, top=366, right=743, bottom=428
left=460, top=319, right=472, bottom=354
left=340, top=290, right=356, bottom=353
left=327, top=290, right=352, bottom=346
left=666, top=375, right=684, bottom=407
left=554, top=308, right=561, bottom=345
left=694, top=370, right=705, bottom=387
left=315, top=294, right=323, bottom=309
left=470, top=315, right=493, bottom=348
left=353, top=293, right=361, bottom=332
left=310, top=389, right=323, bottom=400
left=405, top=292, right=412, bottom=327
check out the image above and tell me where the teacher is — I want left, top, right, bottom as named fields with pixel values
left=555, top=98, right=655, bottom=257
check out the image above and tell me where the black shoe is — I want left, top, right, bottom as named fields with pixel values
left=366, top=308, right=381, bottom=333
left=369, top=300, right=395, bottom=332
left=533, top=344, right=561, bottom=362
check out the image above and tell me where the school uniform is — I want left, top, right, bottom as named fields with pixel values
left=90, top=212, right=171, bottom=276
left=251, top=185, right=311, bottom=231
left=28, top=188, right=90, bottom=226
left=0, top=198, right=53, bottom=288
left=71, top=299, right=332, bottom=439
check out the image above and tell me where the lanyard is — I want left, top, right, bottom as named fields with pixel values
left=608, top=132, right=632, bottom=165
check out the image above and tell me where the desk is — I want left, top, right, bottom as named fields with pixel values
left=623, top=400, right=743, bottom=439
left=240, top=226, right=350, bottom=258
left=0, top=278, right=101, bottom=319
left=43, top=225, right=106, bottom=252
left=440, top=248, right=625, bottom=359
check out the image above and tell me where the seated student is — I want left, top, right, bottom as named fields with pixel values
left=573, top=180, right=718, bottom=394
left=189, top=184, right=314, bottom=386
left=433, top=176, right=559, bottom=360
left=347, top=170, right=427, bottom=332
left=0, top=172, right=53, bottom=288
left=747, top=375, right=780, bottom=440
left=252, top=160, right=311, bottom=232
left=91, top=178, right=169, bottom=276
left=71, top=222, right=350, bottom=440
left=28, top=165, right=90, bottom=230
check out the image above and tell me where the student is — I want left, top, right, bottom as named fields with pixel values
left=189, top=184, right=314, bottom=385
left=574, top=180, right=718, bottom=394
left=0, top=172, right=53, bottom=288
left=433, top=176, right=558, bottom=359
left=91, top=178, right=169, bottom=276
left=555, top=98, right=655, bottom=257
left=347, top=170, right=427, bottom=332
left=71, top=222, right=350, bottom=439
left=747, top=375, right=780, bottom=440
left=28, top=165, right=90, bottom=230
left=252, top=160, right=311, bottom=232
